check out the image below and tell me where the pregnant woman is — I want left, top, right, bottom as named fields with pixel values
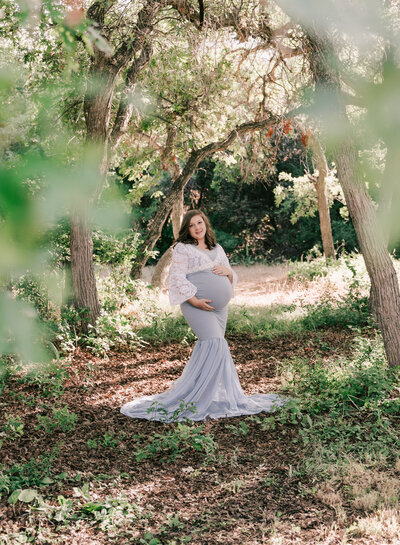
left=120, top=210, right=285, bottom=422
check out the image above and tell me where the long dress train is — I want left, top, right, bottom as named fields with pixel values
left=120, top=258, right=286, bottom=422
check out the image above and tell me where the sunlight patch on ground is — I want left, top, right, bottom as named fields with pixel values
left=143, top=262, right=353, bottom=310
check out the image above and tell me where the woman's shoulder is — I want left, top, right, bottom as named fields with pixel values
left=173, top=242, right=191, bottom=253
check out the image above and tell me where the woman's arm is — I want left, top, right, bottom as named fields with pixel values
left=213, top=246, right=237, bottom=287
left=168, top=244, right=198, bottom=305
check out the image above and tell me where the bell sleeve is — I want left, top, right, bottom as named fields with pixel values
left=219, top=245, right=238, bottom=288
left=168, top=243, right=198, bottom=305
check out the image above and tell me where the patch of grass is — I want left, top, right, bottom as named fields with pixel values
left=227, top=292, right=370, bottom=339
left=256, top=334, right=400, bottom=524
left=137, top=314, right=196, bottom=344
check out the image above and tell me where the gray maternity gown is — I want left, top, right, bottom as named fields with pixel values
left=120, top=246, right=285, bottom=422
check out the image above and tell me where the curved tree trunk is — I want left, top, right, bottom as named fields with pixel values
left=130, top=117, right=276, bottom=280
left=309, top=135, right=335, bottom=258
left=306, top=31, right=400, bottom=367
left=151, top=247, right=174, bottom=288
left=151, top=188, right=184, bottom=288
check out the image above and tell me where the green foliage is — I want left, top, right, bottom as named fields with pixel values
left=11, top=274, right=58, bottom=322
left=86, top=310, right=145, bottom=358
left=272, top=336, right=399, bottom=457
left=134, top=423, right=217, bottom=464
left=20, top=359, right=70, bottom=398
left=134, top=403, right=218, bottom=463
left=225, top=421, right=250, bottom=436
left=288, top=257, right=332, bottom=281
left=92, top=230, right=142, bottom=266
left=55, top=306, right=85, bottom=355
left=275, top=167, right=345, bottom=224
left=1, top=414, right=24, bottom=442
left=0, top=448, right=59, bottom=498
left=86, top=432, right=119, bottom=450
left=138, top=315, right=196, bottom=345
left=28, top=485, right=147, bottom=530
left=36, top=406, right=78, bottom=433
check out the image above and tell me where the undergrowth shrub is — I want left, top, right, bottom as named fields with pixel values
left=36, top=406, right=78, bottom=433
left=86, top=311, right=146, bottom=357
left=131, top=401, right=218, bottom=463
left=0, top=448, right=59, bottom=498
left=134, top=423, right=218, bottom=464
left=11, top=273, right=59, bottom=322
left=273, top=336, right=400, bottom=457
left=288, top=257, right=333, bottom=281
left=301, top=294, right=371, bottom=330
left=137, top=315, right=196, bottom=344
left=19, top=359, right=70, bottom=398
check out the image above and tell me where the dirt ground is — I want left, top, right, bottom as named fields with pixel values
left=2, top=328, right=394, bottom=545
left=1, top=267, right=397, bottom=545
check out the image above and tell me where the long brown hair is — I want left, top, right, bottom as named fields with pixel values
left=175, top=209, right=217, bottom=249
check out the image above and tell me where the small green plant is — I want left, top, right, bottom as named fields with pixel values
left=1, top=414, right=24, bottom=442
left=86, top=432, right=119, bottom=450
left=20, top=359, right=70, bottom=398
left=139, top=532, right=162, bottom=545
left=135, top=423, right=218, bottom=464
left=86, top=438, right=98, bottom=450
left=36, top=406, right=78, bottom=433
left=102, top=431, right=118, bottom=448
left=166, top=513, right=185, bottom=530
left=146, top=400, right=197, bottom=423
left=223, top=478, right=244, bottom=494
left=0, top=448, right=59, bottom=498
left=225, top=421, right=249, bottom=436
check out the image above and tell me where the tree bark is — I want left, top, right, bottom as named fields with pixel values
left=151, top=188, right=184, bottom=288
left=151, top=247, right=174, bottom=288
left=309, top=135, right=335, bottom=258
left=306, top=31, right=400, bottom=367
left=70, top=212, right=100, bottom=332
left=69, top=1, right=159, bottom=328
left=130, top=116, right=277, bottom=279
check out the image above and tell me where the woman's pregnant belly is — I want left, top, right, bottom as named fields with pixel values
left=187, top=269, right=233, bottom=310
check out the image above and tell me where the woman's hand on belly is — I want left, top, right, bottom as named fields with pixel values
left=212, top=265, right=233, bottom=284
left=187, top=296, right=215, bottom=311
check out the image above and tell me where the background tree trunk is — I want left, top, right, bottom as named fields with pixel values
left=69, top=1, right=158, bottom=327
left=70, top=212, right=100, bottom=332
left=151, top=188, right=185, bottom=288
left=306, top=31, right=400, bottom=367
left=309, top=135, right=335, bottom=258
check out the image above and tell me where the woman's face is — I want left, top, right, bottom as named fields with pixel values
left=188, top=215, right=207, bottom=242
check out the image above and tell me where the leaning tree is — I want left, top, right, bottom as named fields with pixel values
left=272, top=0, right=400, bottom=366
left=70, top=0, right=288, bottom=325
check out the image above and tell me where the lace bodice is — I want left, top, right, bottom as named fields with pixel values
left=168, top=242, right=237, bottom=305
